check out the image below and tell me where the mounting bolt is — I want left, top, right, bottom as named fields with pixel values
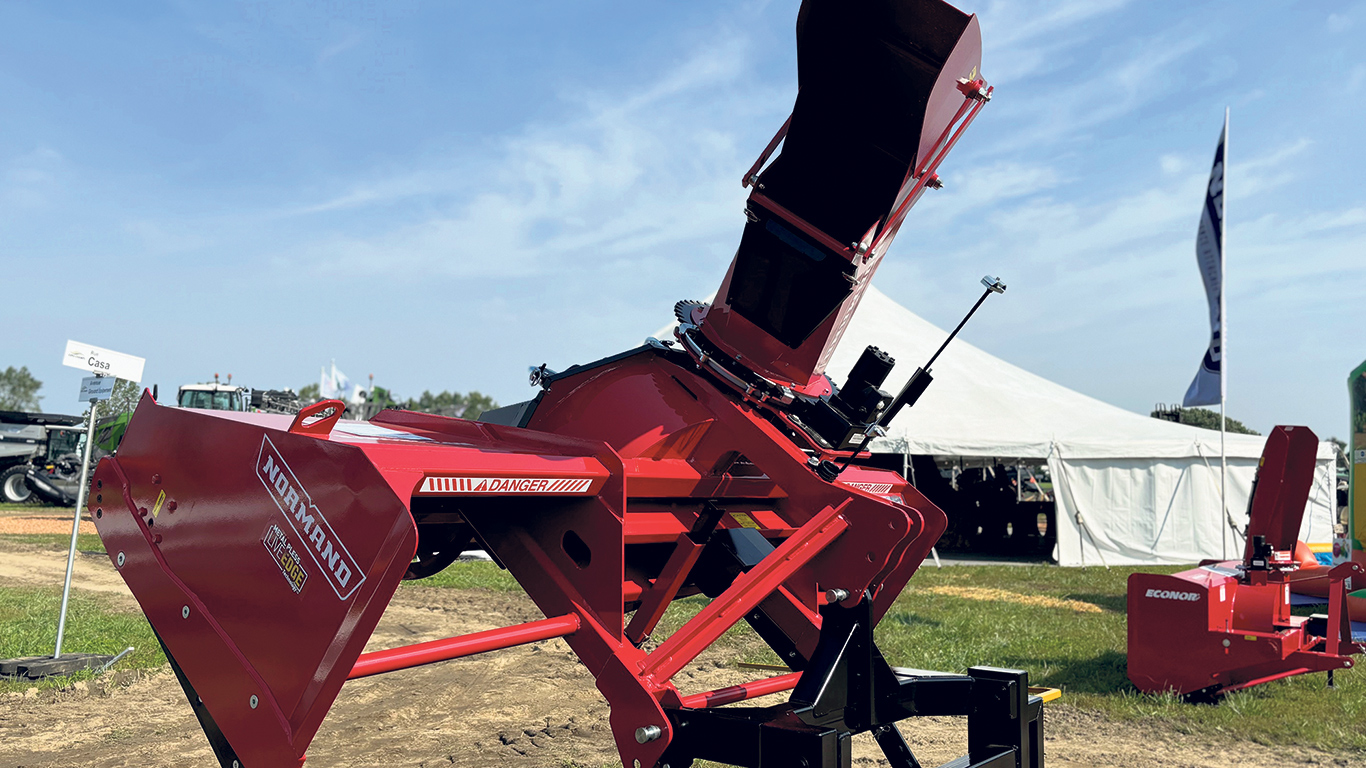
left=635, top=724, right=662, bottom=744
left=633, top=760, right=641, bottom=768
left=249, top=694, right=258, bottom=709
left=826, top=588, right=850, bottom=603
left=182, top=606, right=190, bottom=619
left=1222, top=639, right=1230, bottom=648
left=233, top=762, right=239, bottom=768
left=116, top=552, right=125, bottom=567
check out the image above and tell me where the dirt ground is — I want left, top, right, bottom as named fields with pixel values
left=0, top=512, right=96, bottom=536
left=0, top=541, right=1359, bottom=768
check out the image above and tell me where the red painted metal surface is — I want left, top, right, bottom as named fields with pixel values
left=91, top=394, right=419, bottom=766
left=1127, top=426, right=1364, bottom=696
left=90, top=3, right=995, bottom=766
left=680, top=671, right=803, bottom=709
left=1244, top=425, right=1321, bottom=558
left=348, top=614, right=580, bottom=680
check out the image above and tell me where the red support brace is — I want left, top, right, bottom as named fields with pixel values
left=347, top=614, right=581, bottom=680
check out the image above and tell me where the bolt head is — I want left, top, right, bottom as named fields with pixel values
left=116, top=552, right=125, bottom=567
left=249, top=694, right=258, bottom=709
left=182, top=606, right=190, bottom=619
left=634, top=760, right=641, bottom=768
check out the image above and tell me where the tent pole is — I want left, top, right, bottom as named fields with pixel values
left=903, top=447, right=941, bottom=568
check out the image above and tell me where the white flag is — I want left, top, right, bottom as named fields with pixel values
left=320, top=362, right=351, bottom=400
left=319, top=365, right=336, bottom=399
left=1183, top=126, right=1225, bottom=408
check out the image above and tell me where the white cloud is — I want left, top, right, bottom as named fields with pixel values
left=273, top=33, right=779, bottom=280
left=0, top=147, right=66, bottom=211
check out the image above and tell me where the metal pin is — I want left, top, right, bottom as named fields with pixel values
left=635, top=724, right=662, bottom=743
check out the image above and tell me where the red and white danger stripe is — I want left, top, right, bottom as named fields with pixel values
left=841, top=482, right=895, bottom=494
left=418, top=476, right=596, bottom=495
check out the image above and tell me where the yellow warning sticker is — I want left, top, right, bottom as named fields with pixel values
left=730, top=512, right=762, bottom=530
left=151, top=490, right=166, bottom=518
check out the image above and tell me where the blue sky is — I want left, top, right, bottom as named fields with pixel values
left=3, top=0, right=1363, bottom=441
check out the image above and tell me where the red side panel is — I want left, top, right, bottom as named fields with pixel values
left=1127, top=569, right=1235, bottom=694
left=92, top=394, right=418, bottom=766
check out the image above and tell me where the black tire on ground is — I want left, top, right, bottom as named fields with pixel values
left=1, top=464, right=34, bottom=504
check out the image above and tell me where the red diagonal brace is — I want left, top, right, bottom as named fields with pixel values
left=626, top=532, right=708, bottom=644
left=639, top=502, right=849, bottom=682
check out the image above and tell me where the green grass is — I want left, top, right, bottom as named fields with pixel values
left=0, top=584, right=164, bottom=693
left=873, top=565, right=1365, bottom=753
left=0, top=502, right=63, bottom=512
left=2, top=549, right=1356, bottom=755
left=405, top=559, right=523, bottom=592
left=0, top=533, right=106, bottom=553
left=416, top=560, right=1365, bottom=754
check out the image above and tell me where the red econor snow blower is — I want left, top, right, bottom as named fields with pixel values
left=1128, top=425, right=1363, bottom=698
left=91, top=2, right=1052, bottom=766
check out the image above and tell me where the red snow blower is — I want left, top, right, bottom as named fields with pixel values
left=1128, top=425, right=1363, bottom=698
left=91, top=2, right=1053, bottom=766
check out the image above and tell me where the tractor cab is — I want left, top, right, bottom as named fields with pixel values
left=177, top=382, right=246, bottom=411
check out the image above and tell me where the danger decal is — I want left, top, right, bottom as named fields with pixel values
left=842, top=482, right=895, bottom=494
left=262, top=523, right=309, bottom=594
left=419, top=476, right=594, bottom=495
left=256, top=435, right=366, bottom=600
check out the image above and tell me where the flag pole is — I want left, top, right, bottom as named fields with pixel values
left=1220, top=106, right=1229, bottom=559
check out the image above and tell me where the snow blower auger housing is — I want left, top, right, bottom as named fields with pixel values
left=92, top=2, right=1054, bottom=766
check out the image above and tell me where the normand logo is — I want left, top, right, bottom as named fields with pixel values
left=256, top=435, right=365, bottom=600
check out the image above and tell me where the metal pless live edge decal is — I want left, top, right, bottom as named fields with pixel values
left=261, top=523, right=309, bottom=594
left=255, top=435, right=365, bottom=600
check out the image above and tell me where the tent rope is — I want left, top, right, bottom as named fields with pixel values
left=1195, top=442, right=1247, bottom=548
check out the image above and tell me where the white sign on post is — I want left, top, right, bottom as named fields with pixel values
left=79, top=376, right=116, bottom=402
left=62, top=340, right=145, bottom=383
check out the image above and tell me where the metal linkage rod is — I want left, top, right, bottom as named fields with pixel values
left=679, top=671, right=802, bottom=709
left=879, top=276, right=1005, bottom=428
left=347, top=613, right=580, bottom=680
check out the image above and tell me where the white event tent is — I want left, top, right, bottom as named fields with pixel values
left=830, top=287, right=1335, bottom=567
left=658, top=286, right=1336, bottom=567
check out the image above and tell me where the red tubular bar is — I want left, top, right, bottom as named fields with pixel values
left=680, top=671, right=803, bottom=709
left=871, top=87, right=991, bottom=255
left=743, top=115, right=792, bottom=186
left=347, top=613, right=580, bottom=680
left=640, top=503, right=849, bottom=682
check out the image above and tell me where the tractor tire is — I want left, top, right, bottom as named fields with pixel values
left=1, top=464, right=34, bottom=504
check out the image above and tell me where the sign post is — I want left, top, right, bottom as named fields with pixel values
left=53, top=378, right=112, bottom=658
left=52, top=341, right=145, bottom=662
